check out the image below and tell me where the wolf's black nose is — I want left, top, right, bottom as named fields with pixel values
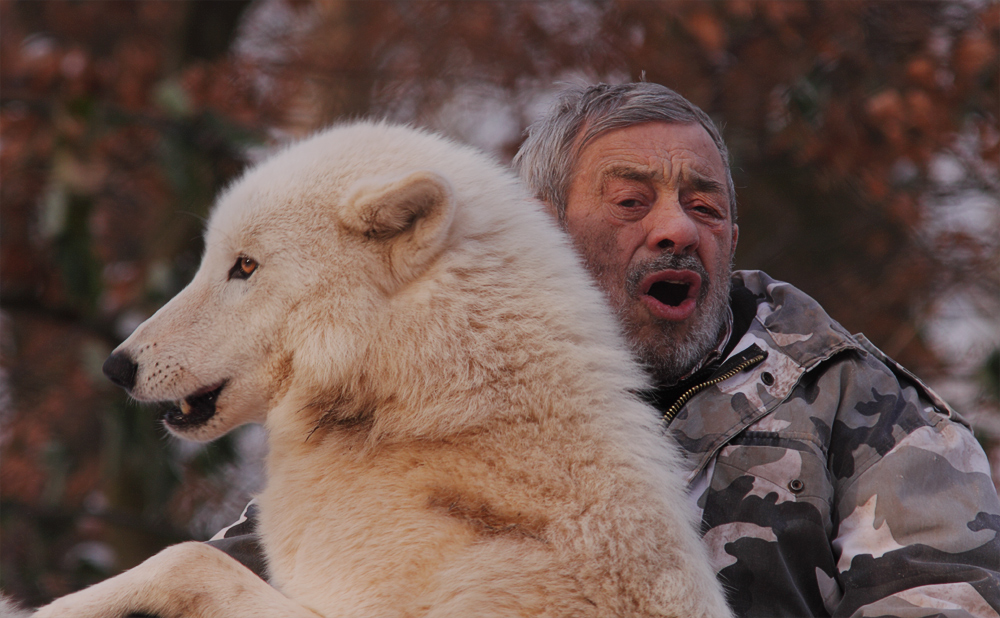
left=103, top=352, right=138, bottom=391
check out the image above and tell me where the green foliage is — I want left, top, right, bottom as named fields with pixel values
left=52, top=194, right=102, bottom=313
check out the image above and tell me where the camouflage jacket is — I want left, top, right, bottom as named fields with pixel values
left=671, top=270, right=1000, bottom=617
left=208, top=270, right=1000, bottom=617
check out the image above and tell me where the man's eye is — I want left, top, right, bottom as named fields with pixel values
left=693, top=204, right=723, bottom=218
left=618, top=199, right=643, bottom=208
left=229, top=256, right=258, bottom=280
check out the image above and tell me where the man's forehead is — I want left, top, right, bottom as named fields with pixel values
left=593, top=160, right=728, bottom=206
left=579, top=122, right=725, bottom=177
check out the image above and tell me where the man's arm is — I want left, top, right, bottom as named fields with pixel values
left=829, top=343, right=1000, bottom=617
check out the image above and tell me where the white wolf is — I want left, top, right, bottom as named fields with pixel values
left=34, top=123, right=732, bottom=618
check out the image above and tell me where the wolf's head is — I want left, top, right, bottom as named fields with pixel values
left=102, top=123, right=475, bottom=442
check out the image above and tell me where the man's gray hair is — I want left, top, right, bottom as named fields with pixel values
left=513, top=82, right=737, bottom=223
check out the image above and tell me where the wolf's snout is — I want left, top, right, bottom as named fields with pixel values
left=103, top=351, right=138, bottom=391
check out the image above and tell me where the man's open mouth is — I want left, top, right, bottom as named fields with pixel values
left=162, top=381, right=227, bottom=429
left=639, top=270, right=702, bottom=320
left=648, top=280, right=692, bottom=306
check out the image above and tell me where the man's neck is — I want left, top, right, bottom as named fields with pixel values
left=665, top=304, right=734, bottom=387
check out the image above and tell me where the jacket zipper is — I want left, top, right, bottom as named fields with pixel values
left=662, top=351, right=767, bottom=426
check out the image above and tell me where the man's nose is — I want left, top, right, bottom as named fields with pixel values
left=643, top=197, right=699, bottom=254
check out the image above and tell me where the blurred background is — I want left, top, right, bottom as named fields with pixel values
left=1, top=0, right=997, bottom=607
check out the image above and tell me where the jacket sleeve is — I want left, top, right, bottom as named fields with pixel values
left=204, top=499, right=269, bottom=582
left=828, top=344, right=1000, bottom=617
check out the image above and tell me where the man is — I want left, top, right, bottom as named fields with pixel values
left=212, top=82, right=1000, bottom=616
left=511, top=82, right=1000, bottom=617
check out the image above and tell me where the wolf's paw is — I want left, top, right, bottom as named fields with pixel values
left=31, top=589, right=124, bottom=618
left=32, top=598, right=80, bottom=618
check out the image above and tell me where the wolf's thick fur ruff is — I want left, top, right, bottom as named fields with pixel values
left=34, top=123, right=732, bottom=618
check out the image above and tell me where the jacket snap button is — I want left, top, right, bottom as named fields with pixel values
left=761, top=372, right=775, bottom=386
left=788, top=479, right=804, bottom=494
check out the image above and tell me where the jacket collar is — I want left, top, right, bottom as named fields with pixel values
left=667, top=270, right=861, bottom=482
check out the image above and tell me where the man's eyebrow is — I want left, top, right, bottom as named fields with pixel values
left=602, top=165, right=658, bottom=183
left=601, top=165, right=727, bottom=196
left=684, top=172, right=726, bottom=196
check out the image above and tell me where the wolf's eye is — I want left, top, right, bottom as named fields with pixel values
left=229, top=256, right=258, bottom=280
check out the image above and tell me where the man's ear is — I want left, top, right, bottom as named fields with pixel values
left=342, top=170, right=456, bottom=280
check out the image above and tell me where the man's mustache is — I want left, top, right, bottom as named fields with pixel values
left=624, top=254, right=710, bottom=299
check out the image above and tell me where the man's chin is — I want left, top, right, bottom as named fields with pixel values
left=622, top=310, right=726, bottom=386
left=632, top=341, right=704, bottom=386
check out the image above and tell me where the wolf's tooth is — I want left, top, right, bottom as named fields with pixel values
left=179, top=399, right=191, bottom=415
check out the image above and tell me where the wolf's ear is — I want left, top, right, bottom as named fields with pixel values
left=342, top=170, right=456, bottom=279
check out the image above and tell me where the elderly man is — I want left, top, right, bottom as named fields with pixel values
left=211, top=82, right=1000, bottom=617
left=511, top=82, right=1000, bottom=617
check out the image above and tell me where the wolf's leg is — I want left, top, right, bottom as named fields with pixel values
left=33, top=542, right=322, bottom=618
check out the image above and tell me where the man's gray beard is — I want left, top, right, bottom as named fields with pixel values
left=619, top=254, right=732, bottom=386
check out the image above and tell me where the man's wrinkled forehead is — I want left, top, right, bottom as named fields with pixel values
left=577, top=121, right=728, bottom=193
left=599, top=163, right=728, bottom=197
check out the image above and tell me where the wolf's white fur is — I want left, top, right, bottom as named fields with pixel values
left=34, top=123, right=732, bottom=618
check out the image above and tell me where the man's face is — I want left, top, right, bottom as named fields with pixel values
left=562, top=121, right=738, bottom=385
